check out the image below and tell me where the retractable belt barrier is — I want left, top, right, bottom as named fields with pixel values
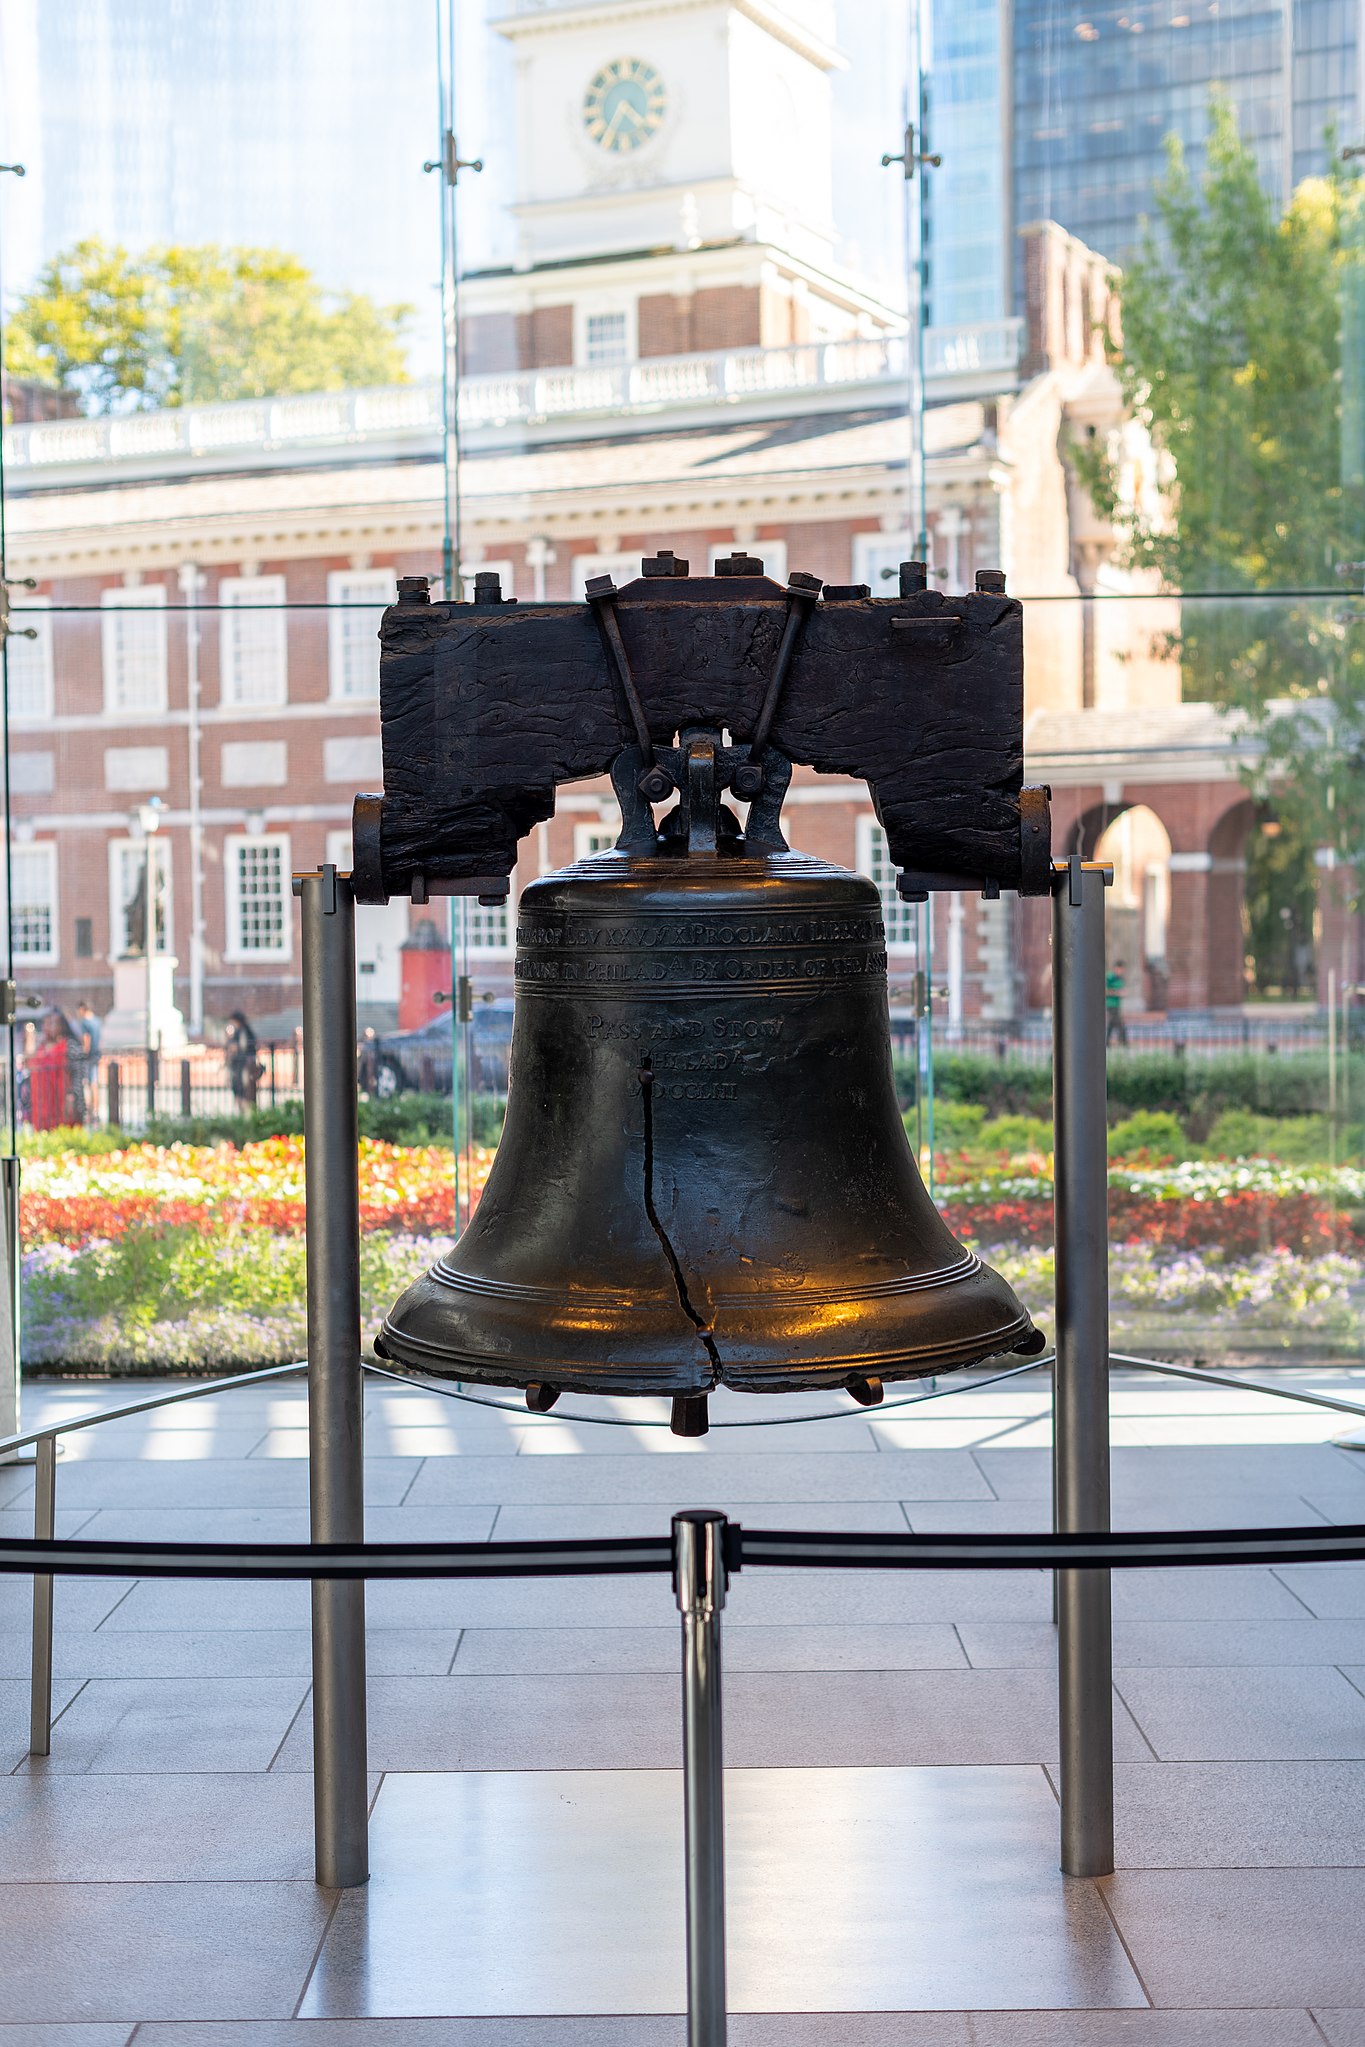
left=2, top=1518, right=1364, bottom=1579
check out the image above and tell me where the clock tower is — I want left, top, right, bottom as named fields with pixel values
left=460, top=0, right=897, bottom=377
left=494, top=0, right=842, bottom=271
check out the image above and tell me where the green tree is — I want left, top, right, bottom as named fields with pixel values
left=1081, top=100, right=1365, bottom=884
left=5, top=239, right=412, bottom=411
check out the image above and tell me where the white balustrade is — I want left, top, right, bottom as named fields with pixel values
left=3, top=320, right=1023, bottom=473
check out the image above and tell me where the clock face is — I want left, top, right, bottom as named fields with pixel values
left=583, top=57, right=666, bottom=154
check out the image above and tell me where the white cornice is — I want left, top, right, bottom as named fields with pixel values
left=493, top=1, right=845, bottom=72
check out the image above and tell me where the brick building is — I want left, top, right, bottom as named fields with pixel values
left=0, top=0, right=1297, bottom=1039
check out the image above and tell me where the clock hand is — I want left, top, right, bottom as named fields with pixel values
left=602, top=98, right=633, bottom=147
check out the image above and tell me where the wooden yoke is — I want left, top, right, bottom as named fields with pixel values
left=351, top=553, right=1051, bottom=905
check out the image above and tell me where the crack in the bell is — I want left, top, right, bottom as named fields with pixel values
left=638, top=1056, right=722, bottom=1382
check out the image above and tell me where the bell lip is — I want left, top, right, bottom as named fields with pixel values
left=422, top=1247, right=990, bottom=1311
left=374, top=1310, right=1037, bottom=1397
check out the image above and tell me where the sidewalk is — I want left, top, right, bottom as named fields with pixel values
left=2, top=1366, right=1365, bottom=2042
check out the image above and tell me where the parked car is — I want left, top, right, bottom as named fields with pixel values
left=359, top=1001, right=514, bottom=1099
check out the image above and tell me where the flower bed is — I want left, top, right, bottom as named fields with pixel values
left=18, top=1136, right=1365, bottom=1372
left=20, top=1137, right=493, bottom=1245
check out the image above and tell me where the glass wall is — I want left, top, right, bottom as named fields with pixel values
left=0, top=0, right=1362, bottom=1383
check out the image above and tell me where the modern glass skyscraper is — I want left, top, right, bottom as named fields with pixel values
left=927, top=0, right=1363, bottom=323
left=923, top=0, right=1010, bottom=325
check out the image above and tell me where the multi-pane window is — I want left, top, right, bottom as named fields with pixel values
left=858, top=819, right=917, bottom=947
left=101, top=585, right=168, bottom=714
left=109, top=840, right=171, bottom=956
left=220, top=575, right=287, bottom=707
left=584, top=310, right=629, bottom=364
left=11, top=844, right=57, bottom=962
left=5, top=597, right=53, bottom=722
left=574, top=824, right=619, bottom=859
left=326, top=571, right=393, bottom=700
left=226, top=835, right=290, bottom=958
left=455, top=891, right=512, bottom=957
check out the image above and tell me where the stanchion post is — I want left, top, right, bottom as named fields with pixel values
left=674, top=1510, right=729, bottom=2047
left=298, top=865, right=368, bottom=1889
left=29, top=1430, right=55, bottom=1756
left=1051, top=855, right=1114, bottom=1877
left=0, top=1153, right=19, bottom=1462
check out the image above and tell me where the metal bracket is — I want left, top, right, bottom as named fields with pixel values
left=423, top=130, right=482, bottom=183
left=732, top=573, right=821, bottom=799
left=880, top=121, right=941, bottom=178
left=587, top=579, right=673, bottom=800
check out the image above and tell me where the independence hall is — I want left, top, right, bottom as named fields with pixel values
left=0, top=0, right=1281, bottom=1038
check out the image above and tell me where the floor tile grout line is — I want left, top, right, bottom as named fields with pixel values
left=1308, top=2011, right=1336, bottom=2044
left=292, top=1878, right=347, bottom=2020
left=91, top=1581, right=142, bottom=1634
left=396, top=1455, right=427, bottom=1506
left=447, top=1627, right=465, bottom=1676
left=1270, top=1565, right=1327, bottom=1618
left=1092, top=1875, right=1156, bottom=2009
left=1110, top=1679, right=1162, bottom=1763
left=266, top=1682, right=314, bottom=1773
left=966, top=1449, right=1000, bottom=1501
left=1336, top=1664, right=1365, bottom=1707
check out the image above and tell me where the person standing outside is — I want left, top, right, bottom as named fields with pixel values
left=75, top=1001, right=101, bottom=1124
left=1105, top=966, right=1128, bottom=1047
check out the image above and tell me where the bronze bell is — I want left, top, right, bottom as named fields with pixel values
left=377, top=729, right=1039, bottom=1433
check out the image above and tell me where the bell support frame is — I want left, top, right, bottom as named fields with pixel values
left=350, top=555, right=1052, bottom=908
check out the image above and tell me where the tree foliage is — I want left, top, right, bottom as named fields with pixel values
left=4, top=239, right=412, bottom=411
left=1082, top=99, right=1365, bottom=881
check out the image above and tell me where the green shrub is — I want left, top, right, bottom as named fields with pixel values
left=139, top=1092, right=505, bottom=1150
left=931, top=1100, right=986, bottom=1151
left=19, top=1125, right=129, bottom=1158
left=1107, top=1110, right=1186, bottom=1160
left=1203, top=1110, right=1337, bottom=1161
left=978, top=1113, right=1054, bottom=1155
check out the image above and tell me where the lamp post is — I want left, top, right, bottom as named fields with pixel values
left=128, top=798, right=163, bottom=1105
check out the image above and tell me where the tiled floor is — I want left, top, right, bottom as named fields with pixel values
left=3, top=1367, right=1365, bottom=2041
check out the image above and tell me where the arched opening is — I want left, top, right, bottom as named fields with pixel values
left=1094, top=804, right=1174, bottom=1014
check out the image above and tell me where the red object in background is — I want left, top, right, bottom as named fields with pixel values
left=399, top=918, right=452, bottom=1030
left=28, top=1040, right=70, bottom=1131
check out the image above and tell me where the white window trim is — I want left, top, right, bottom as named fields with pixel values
left=9, top=841, right=58, bottom=965
left=454, top=878, right=517, bottom=960
left=326, top=570, right=394, bottom=703
left=856, top=814, right=918, bottom=951
left=107, top=837, right=173, bottom=960
left=224, top=832, right=292, bottom=962
left=101, top=584, right=168, bottom=717
left=6, top=595, right=54, bottom=724
left=852, top=532, right=913, bottom=594
left=574, top=298, right=636, bottom=368
left=708, top=540, right=789, bottom=585
left=571, top=551, right=642, bottom=599
left=219, top=573, right=288, bottom=708
left=574, top=820, right=621, bottom=860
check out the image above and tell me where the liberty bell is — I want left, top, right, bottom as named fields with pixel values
left=356, top=553, right=1053, bottom=1434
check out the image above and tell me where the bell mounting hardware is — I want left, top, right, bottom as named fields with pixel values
left=358, top=555, right=1052, bottom=1435
left=352, top=553, right=1052, bottom=909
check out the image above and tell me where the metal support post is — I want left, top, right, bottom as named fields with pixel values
left=29, top=1431, right=55, bottom=1755
left=299, top=865, right=368, bottom=1888
left=0, top=1154, right=19, bottom=1453
left=674, top=1510, right=729, bottom=2047
left=1051, top=857, right=1114, bottom=1878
